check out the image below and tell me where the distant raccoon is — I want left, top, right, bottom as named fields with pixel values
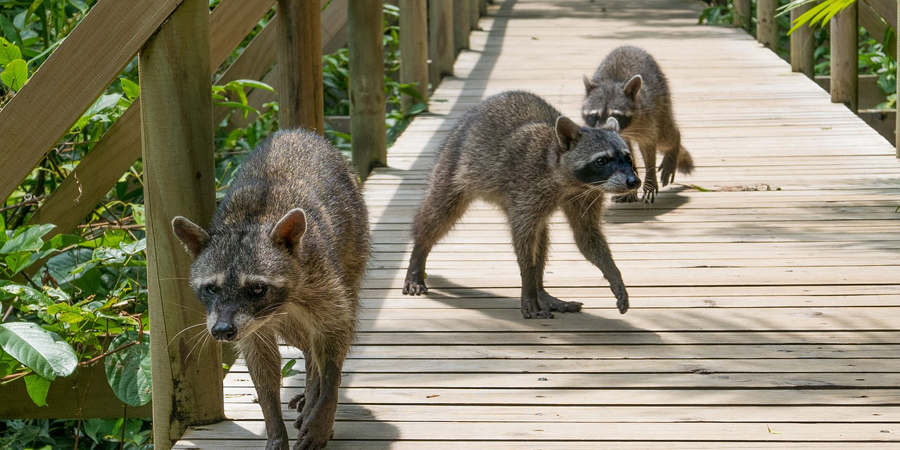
left=403, top=90, right=639, bottom=318
left=172, top=130, right=370, bottom=450
left=583, top=45, right=694, bottom=203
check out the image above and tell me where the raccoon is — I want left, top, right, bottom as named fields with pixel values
left=172, top=129, right=370, bottom=450
left=583, top=45, right=694, bottom=203
left=402, top=90, right=639, bottom=318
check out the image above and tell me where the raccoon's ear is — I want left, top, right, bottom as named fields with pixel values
left=624, top=74, right=642, bottom=101
left=172, top=216, right=210, bottom=259
left=582, top=74, right=596, bottom=94
left=601, top=117, right=620, bottom=133
left=555, top=116, right=582, bottom=153
left=271, top=208, right=307, bottom=252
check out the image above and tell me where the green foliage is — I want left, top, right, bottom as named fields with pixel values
left=780, top=0, right=857, bottom=34
left=0, top=418, right=152, bottom=450
left=104, top=330, right=151, bottom=407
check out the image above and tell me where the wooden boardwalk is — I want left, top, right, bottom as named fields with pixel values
left=175, top=0, right=900, bottom=448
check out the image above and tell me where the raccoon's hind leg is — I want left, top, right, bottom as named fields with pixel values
left=658, top=128, right=689, bottom=187
left=404, top=185, right=471, bottom=295
left=638, top=140, right=659, bottom=203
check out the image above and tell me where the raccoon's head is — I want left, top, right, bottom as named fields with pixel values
left=581, top=74, right=642, bottom=130
left=555, top=115, right=640, bottom=194
left=171, top=209, right=307, bottom=342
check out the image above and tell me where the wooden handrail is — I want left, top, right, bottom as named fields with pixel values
left=0, top=0, right=183, bottom=203
left=27, top=0, right=277, bottom=237
left=862, top=0, right=897, bottom=30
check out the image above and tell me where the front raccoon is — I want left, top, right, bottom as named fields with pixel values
left=583, top=45, right=694, bottom=203
left=172, top=129, right=369, bottom=450
left=403, top=90, right=639, bottom=318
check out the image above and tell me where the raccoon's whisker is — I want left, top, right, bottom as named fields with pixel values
left=168, top=322, right=207, bottom=347
left=184, top=329, right=209, bottom=362
left=160, top=300, right=206, bottom=315
left=582, top=191, right=603, bottom=219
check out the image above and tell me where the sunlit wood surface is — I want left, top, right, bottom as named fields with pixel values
left=175, top=0, right=900, bottom=447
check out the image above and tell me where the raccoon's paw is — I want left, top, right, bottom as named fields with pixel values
left=659, top=156, right=678, bottom=187
left=288, top=393, right=306, bottom=412
left=612, top=283, right=629, bottom=314
left=265, top=437, right=290, bottom=450
left=539, top=291, right=583, bottom=313
left=641, top=179, right=658, bottom=203
left=521, top=295, right=554, bottom=319
left=294, top=402, right=337, bottom=450
left=402, top=279, right=428, bottom=296
left=613, top=192, right=639, bottom=203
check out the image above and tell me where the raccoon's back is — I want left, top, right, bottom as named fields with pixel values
left=215, top=129, right=369, bottom=253
left=594, top=46, right=668, bottom=93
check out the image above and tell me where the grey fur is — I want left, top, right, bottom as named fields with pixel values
left=403, top=91, right=639, bottom=318
left=583, top=45, right=694, bottom=203
left=172, top=129, right=370, bottom=450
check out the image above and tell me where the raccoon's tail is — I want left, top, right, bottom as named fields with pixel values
left=677, top=145, right=694, bottom=175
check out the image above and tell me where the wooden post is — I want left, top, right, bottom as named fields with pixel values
left=831, top=3, right=858, bottom=112
left=276, top=0, right=324, bottom=133
left=139, top=0, right=223, bottom=448
left=480, top=0, right=487, bottom=16
left=733, top=0, right=751, bottom=31
left=399, top=0, right=429, bottom=114
left=756, top=0, right=778, bottom=51
left=454, top=0, right=470, bottom=54
left=897, top=3, right=899, bottom=157
left=429, top=0, right=454, bottom=84
left=470, top=0, right=479, bottom=30
left=348, top=0, right=387, bottom=179
left=790, top=3, right=815, bottom=79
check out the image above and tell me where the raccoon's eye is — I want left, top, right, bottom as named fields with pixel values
left=248, top=283, right=268, bottom=297
left=594, top=157, right=610, bottom=167
left=203, top=285, right=218, bottom=296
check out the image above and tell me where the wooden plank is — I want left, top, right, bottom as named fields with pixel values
left=399, top=0, right=430, bottom=114
left=0, top=0, right=182, bottom=203
left=139, top=0, right=223, bottom=447
left=349, top=0, right=388, bottom=179
left=276, top=0, right=324, bottom=132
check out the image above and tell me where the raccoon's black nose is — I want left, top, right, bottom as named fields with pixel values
left=211, top=323, right=237, bottom=341
left=626, top=175, right=640, bottom=190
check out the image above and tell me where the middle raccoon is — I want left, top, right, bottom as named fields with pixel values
left=403, top=91, right=639, bottom=318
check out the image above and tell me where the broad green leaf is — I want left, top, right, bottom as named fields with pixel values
left=0, top=322, right=77, bottom=380
left=46, top=303, right=88, bottom=324
left=120, top=238, right=146, bottom=255
left=215, top=101, right=259, bottom=117
left=232, top=79, right=275, bottom=93
left=0, top=284, right=53, bottom=307
left=24, top=374, right=51, bottom=407
left=120, top=78, right=139, bottom=100
left=0, top=41, right=21, bottom=66
left=0, top=15, right=21, bottom=49
left=0, top=214, right=5, bottom=235
left=0, top=58, right=28, bottom=90
left=105, top=330, right=151, bottom=406
left=281, top=358, right=302, bottom=378
left=43, top=233, right=86, bottom=251
left=68, top=0, right=89, bottom=13
left=0, top=224, right=54, bottom=254
left=5, top=252, right=34, bottom=274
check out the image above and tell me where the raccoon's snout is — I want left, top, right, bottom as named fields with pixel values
left=625, top=173, right=640, bottom=190
left=211, top=322, right=237, bottom=341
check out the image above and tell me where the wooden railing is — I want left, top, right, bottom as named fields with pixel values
left=0, top=0, right=485, bottom=448
left=734, top=0, right=899, bottom=156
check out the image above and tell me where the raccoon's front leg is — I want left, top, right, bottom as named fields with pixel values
left=639, top=141, right=659, bottom=203
left=288, top=353, right=320, bottom=429
left=294, top=353, right=345, bottom=450
left=562, top=193, right=629, bottom=314
left=508, top=210, right=572, bottom=319
left=243, top=330, right=290, bottom=450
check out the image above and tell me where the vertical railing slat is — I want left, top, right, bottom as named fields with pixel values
left=400, top=0, right=429, bottom=114
left=140, top=0, right=223, bottom=448
left=831, top=3, right=859, bottom=112
left=757, top=0, right=778, bottom=52
left=349, top=0, right=387, bottom=179
left=454, top=0, right=471, bottom=54
left=276, top=0, right=324, bottom=132
left=733, top=0, right=751, bottom=31
left=790, top=3, right=815, bottom=79
left=429, top=0, right=454, bottom=85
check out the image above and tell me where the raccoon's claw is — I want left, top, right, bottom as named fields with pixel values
left=659, top=157, right=678, bottom=187
left=521, top=295, right=554, bottom=319
left=294, top=400, right=337, bottom=450
left=613, top=192, right=639, bottom=203
left=265, top=437, right=290, bottom=450
left=641, top=180, right=658, bottom=203
left=539, top=291, right=583, bottom=313
left=288, top=393, right=306, bottom=412
left=402, top=279, right=428, bottom=295
left=612, top=283, right=629, bottom=314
